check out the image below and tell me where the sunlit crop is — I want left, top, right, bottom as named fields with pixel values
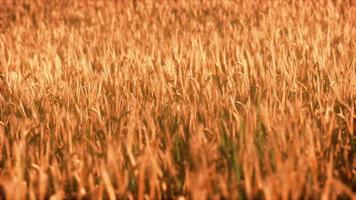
left=0, top=0, right=355, bottom=199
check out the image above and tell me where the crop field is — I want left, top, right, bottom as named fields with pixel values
left=0, top=0, right=355, bottom=199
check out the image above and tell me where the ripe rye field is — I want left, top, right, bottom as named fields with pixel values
left=0, top=0, right=355, bottom=199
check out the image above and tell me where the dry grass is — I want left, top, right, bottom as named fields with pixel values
left=0, top=0, right=355, bottom=199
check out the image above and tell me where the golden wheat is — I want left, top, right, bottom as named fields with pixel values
left=0, top=0, right=355, bottom=199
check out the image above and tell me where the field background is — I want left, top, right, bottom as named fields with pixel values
left=0, top=0, right=355, bottom=199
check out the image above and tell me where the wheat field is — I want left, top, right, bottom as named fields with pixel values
left=0, top=0, right=355, bottom=199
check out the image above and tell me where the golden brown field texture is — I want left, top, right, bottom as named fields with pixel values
left=0, top=0, right=355, bottom=199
